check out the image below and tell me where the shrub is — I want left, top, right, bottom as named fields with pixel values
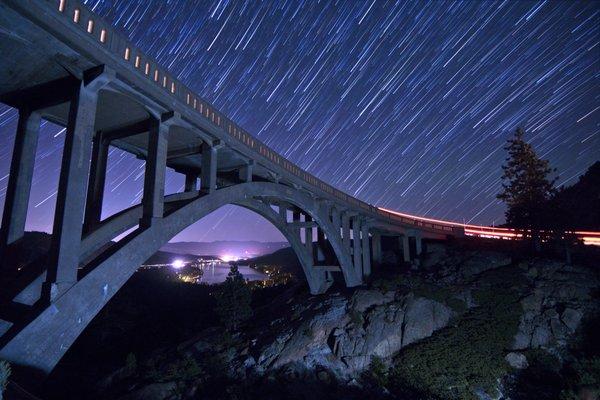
left=362, top=356, right=389, bottom=388
left=214, top=265, right=253, bottom=330
left=389, top=288, right=522, bottom=399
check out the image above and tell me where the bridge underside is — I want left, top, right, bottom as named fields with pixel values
left=0, top=0, right=455, bottom=376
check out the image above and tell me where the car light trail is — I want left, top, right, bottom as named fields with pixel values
left=378, top=207, right=600, bottom=247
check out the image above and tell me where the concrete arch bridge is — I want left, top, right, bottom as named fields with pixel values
left=0, top=0, right=463, bottom=374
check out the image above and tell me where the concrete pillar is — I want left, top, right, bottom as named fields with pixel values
left=352, top=217, right=362, bottom=274
left=331, top=207, right=341, bottom=239
left=372, top=232, right=382, bottom=265
left=341, top=212, right=351, bottom=253
left=0, top=109, right=41, bottom=252
left=45, top=81, right=100, bottom=296
left=304, top=215, right=313, bottom=261
left=278, top=203, right=287, bottom=222
left=415, top=233, right=422, bottom=256
left=401, top=234, right=410, bottom=262
left=361, top=224, right=371, bottom=277
left=238, top=161, right=253, bottom=182
left=184, top=173, right=197, bottom=192
left=317, top=227, right=326, bottom=262
left=141, top=120, right=169, bottom=228
left=201, top=143, right=217, bottom=193
left=83, top=131, right=109, bottom=233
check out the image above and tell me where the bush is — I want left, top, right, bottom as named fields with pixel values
left=214, top=265, right=253, bottom=330
left=389, top=288, right=522, bottom=399
left=362, top=356, right=389, bottom=388
left=0, top=360, right=10, bottom=399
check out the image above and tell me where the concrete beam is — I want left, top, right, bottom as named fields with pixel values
left=102, top=118, right=153, bottom=142
left=0, top=109, right=41, bottom=254
left=167, top=145, right=203, bottom=160
left=0, top=76, right=79, bottom=111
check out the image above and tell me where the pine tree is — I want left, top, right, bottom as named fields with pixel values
left=214, top=265, right=253, bottom=331
left=497, top=127, right=557, bottom=240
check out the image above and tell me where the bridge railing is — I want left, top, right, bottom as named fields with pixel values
left=45, top=0, right=461, bottom=235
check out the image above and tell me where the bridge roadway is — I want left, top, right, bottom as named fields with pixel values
left=0, top=0, right=462, bottom=375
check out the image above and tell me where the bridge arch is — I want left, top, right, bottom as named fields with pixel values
left=0, top=182, right=360, bottom=374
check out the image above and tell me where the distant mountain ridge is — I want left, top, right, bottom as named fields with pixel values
left=160, top=241, right=289, bottom=258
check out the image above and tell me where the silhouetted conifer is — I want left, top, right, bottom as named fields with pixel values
left=498, top=127, right=557, bottom=243
left=214, top=265, right=253, bottom=330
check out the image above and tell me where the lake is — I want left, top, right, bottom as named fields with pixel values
left=198, top=262, right=267, bottom=284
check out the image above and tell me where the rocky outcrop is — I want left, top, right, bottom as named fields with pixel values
left=92, top=245, right=599, bottom=400
left=512, top=260, right=598, bottom=353
left=226, top=290, right=453, bottom=380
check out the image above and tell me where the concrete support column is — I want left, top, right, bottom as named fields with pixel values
left=278, top=203, right=287, bottom=222
left=184, top=173, right=197, bottom=192
left=372, top=232, right=382, bottom=265
left=341, top=212, right=351, bottom=253
left=317, top=227, right=326, bottom=262
left=0, top=109, right=41, bottom=253
left=361, top=224, right=371, bottom=277
left=45, top=81, right=100, bottom=297
left=415, top=233, right=422, bottom=256
left=401, top=234, right=410, bottom=262
left=352, top=217, right=362, bottom=275
left=331, top=207, right=341, bottom=238
left=141, top=120, right=169, bottom=228
left=238, top=161, right=253, bottom=182
left=304, top=215, right=313, bottom=260
left=83, top=131, right=109, bottom=233
left=201, top=143, right=217, bottom=193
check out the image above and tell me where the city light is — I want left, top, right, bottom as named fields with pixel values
left=171, top=259, right=185, bottom=269
left=220, top=254, right=239, bottom=262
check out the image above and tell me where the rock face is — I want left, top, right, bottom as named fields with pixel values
left=245, top=290, right=453, bottom=379
left=512, top=261, right=598, bottom=352
left=505, top=352, right=528, bottom=369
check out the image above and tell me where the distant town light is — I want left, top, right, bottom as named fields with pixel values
left=221, top=254, right=238, bottom=262
left=171, top=259, right=185, bottom=269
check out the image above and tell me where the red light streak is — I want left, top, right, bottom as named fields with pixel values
left=378, top=207, right=600, bottom=247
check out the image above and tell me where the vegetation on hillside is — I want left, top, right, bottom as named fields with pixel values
left=388, top=286, right=522, bottom=399
left=214, top=265, right=253, bottom=330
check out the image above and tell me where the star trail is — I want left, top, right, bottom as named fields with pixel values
left=0, top=0, right=598, bottom=242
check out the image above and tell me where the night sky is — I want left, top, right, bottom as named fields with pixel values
left=0, top=0, right=598, bottom=243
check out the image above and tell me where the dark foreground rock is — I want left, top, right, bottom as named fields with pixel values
left=44, top=242, right=599, bottom=400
